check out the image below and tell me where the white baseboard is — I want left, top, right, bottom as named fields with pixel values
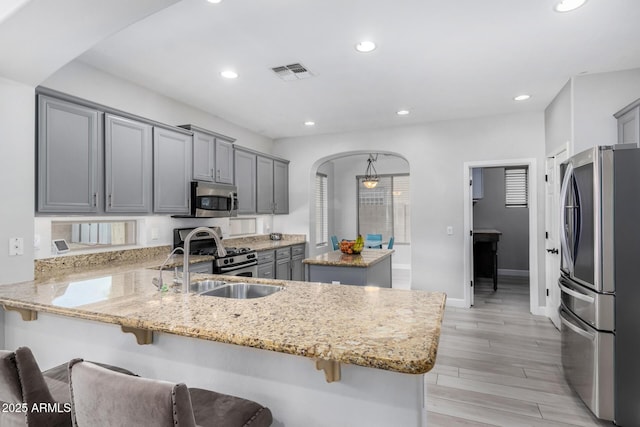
left=531, top=306, right=547, bottom=317
left=444, top=298, right=468, bottom=308
left=498, top=269, right=529, bottom=277
left=392, top=264, right=411, bottom=270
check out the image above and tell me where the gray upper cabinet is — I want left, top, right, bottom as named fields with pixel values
left=234, top=149, right=257, bottom=214
left=255, top=154, right=290, bottom=215
left=256, top=156, right=274, bottom=214
left=215, top=138, right=234, bottom=184
left=180, top=125, right=235, bottom=184
left=192, top=130, right=215, bottom=182
left=153, top=127, right=192, bottom=214
left=105, top=114, right=152, bottom=213
left=273, top=160, right=289, bottom=214
left=37, top=95, right=100, bottom=213
left=616, top=104, right=640, bottom=146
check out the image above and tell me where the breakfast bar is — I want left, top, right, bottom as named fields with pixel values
left=303, top=249, right=394, bottom=288
left=0, top=261, right=444, bottom=427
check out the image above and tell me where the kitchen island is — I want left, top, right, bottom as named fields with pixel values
left=303, top=249, right=394, bottom=288
left=0, top=261, right=444, bottom=426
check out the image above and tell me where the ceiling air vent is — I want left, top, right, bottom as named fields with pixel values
left=271, top=63, right=313, bottom=81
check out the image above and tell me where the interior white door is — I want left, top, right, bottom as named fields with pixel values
left=545, top=149, right=568, bottom=329
left=470, top=167, right=475, bottom=306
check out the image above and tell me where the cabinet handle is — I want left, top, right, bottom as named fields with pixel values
left=93, top=193, right=98, bottom=207
left=108, top=194, right=112, bottom=208
left=211, top=168, right=214, bottom=178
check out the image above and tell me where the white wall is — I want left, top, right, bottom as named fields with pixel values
left=573, top=68, right=640, bottom=153
left=0, top=77, right=35, bottom=284
left=545, top=80, right=573, bottom=156
left=272, top=112, right=545, bottom=302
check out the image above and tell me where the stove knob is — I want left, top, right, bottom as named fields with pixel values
left=223, top=259, right=229, bottom=265
left=247, top=253, right=255, bottom=259
left=229, top=258, right=234, bottom=264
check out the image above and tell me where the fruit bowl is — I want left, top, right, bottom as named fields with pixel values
left=339, top=239, right=362, bottom=254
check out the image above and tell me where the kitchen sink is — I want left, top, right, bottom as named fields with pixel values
left=189, top=280, right=227, bottom=294
left=198, top=282, right=284, bottom=299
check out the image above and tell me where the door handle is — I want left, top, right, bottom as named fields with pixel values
left=546, top=248, right=559, bottom=254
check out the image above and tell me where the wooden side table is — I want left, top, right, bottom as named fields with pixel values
left=473, top=229, right=502, bottom=291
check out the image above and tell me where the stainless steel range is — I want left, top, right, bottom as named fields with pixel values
left=173, top=227, right=258, bottom=277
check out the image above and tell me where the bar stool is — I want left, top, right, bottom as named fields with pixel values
left=68, top=359, right=273, bottom=427
left=0, top=347, right=135, bottom=427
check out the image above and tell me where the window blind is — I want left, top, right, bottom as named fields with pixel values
left=505, top=167, right=528, bottom=207
left=315, top=173, right=328, bottom=245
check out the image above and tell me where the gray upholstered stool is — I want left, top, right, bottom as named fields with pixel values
left=0, top=347, right=136, bottom=427
left=68, top=359, right=273, bottom=427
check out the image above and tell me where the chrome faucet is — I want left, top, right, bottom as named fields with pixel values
left=153, top=247, right=184, bottom=291
left=182, top=227, right=227, bottom=293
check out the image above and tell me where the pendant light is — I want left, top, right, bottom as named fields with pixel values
left=362, top=154, right=379, bottom=189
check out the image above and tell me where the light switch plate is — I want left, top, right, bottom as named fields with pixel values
left=9, top=237, right=24, bottom=256
left=446, top=226, right=454, bottom=235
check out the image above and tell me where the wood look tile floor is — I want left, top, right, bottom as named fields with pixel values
left=425, top=276, right=613, bottom=427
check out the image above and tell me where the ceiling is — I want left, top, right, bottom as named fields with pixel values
left=53, top=1, right=640, bottom=138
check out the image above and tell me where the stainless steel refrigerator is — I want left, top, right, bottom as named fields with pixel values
left=559, top=144, right=640, bottom=425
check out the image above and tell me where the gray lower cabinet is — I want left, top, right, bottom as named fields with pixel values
left=291, top=244, right=306, bottom=281
left=37, top=95, right=100, bottom=213
left=275, top=247, right=291, bottom=280
left=105, top=114, right=152, bottom=213
left=257, top=250, right=275, bottom=279
left=153, top=127, right=192, bottom=214
left=234, top=149, right=257, bottom=214
left=177, top=261, right=213, bottom=274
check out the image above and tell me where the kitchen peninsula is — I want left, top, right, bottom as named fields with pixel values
left=304, top=249, right=394, bottom=288
left=0, top=255, right=444, bottom=427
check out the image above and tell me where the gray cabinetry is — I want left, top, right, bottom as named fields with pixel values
left=192, top=130, right=215, bottom=182
left=105, top=114, right=152, bottom=213
left=291, top=244, right=306, bottom=281
left=273, top=160, right=289, bottom=214
left=37, top=95, right=100, bottom=213
left=256, top=155, right=289, bottom=214
left=234, top=149, right=257, bottom=214
left=153, top=127, right=192, bottom=214
left=275, top=247, right=292, bottom=280
left=257, top=250, right=275, bottom=279
left=615, top=103, right=640, bottom=146
left=215, top=138, right=234, bottom=184
left=256, top=156, right=275, bottom=214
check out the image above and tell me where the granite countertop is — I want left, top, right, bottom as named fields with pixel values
left=223, top=235, right=306, bottom=252
left=0, top=266, right=445, bottom=375
left=302, top=249, right=394, bottom=268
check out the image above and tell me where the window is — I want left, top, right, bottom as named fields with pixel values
left=51, top=220, right=137, bottom=251
left=315, top=173, right=328, bottom=246
left=505, top=167, right=528, bottom=207
left=357, top=174, right=410, bottom=244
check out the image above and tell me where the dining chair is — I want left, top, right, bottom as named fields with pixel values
left=387, top=237, right=394, bottom=249
left=365, top=234, right=383, bottom=249
left=0, top=347, right=135, bottom=427
left=330, top=235, right=339, bottom=250
left=68, top=359, right=273, bottom=427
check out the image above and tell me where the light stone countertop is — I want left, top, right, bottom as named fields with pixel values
left=302, top=249, right=394, bottom=268
left=0, top=264, right=445, bottom=375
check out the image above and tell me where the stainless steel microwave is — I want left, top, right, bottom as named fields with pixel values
left=186, top=181, right=238, bottom=218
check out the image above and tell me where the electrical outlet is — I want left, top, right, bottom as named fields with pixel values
left=9, top=237, right=24, bottom=256
left=151, top=227, right=159, bottom=240
left=446, top=226, right=454, bottom=235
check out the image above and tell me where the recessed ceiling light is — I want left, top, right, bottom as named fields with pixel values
left=220, top=70, right=238, bottom=79
left=514, top=94, right=531, bottom=101
left=396, top=110, right=410, bottom=116
left=355, top=41, right=376, bottom=53
left=207, top=0, right=222, bottom=4
left=554, top=0, right=587, bottom=12
left=304, top=121, right=315, bottom=126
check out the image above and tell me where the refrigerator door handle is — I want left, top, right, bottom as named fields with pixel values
left=560, top=309, right=595, bottom=341
left=559, top=283, right=595, bottom=304
left=560, top=163, right=575, bottom=271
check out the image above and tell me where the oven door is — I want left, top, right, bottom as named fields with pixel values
left=218, top=262, right=258, bottom=278
left=560, top=306, right=614, bottom=421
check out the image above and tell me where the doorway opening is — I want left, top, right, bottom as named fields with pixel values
left=463, top=158, right=541, bottom=315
